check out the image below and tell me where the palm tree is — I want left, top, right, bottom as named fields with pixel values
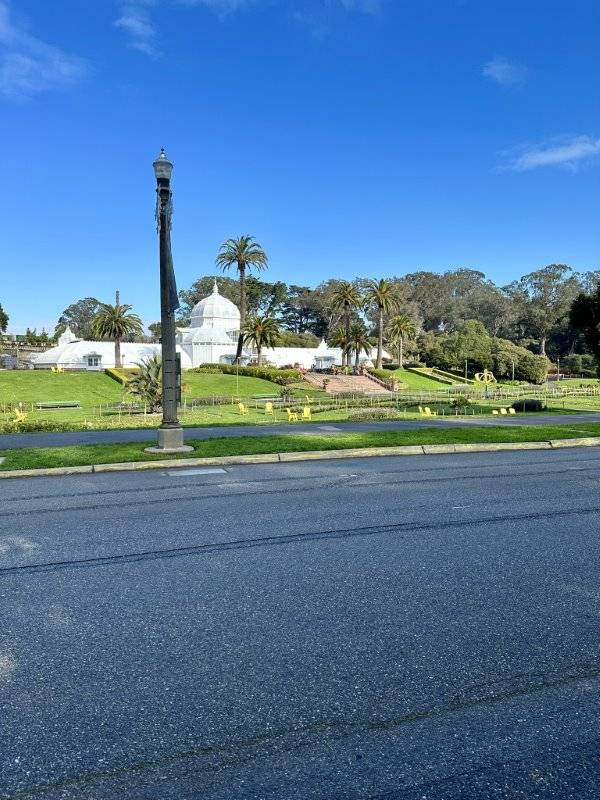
left=242, top=315, right=280, bottom=366
left=344, top=323, right=372, bottom=371
left=216, top=235, right=268, bottom=363
left=330, top=281, right=363, bottom=367
left=328, top=325, right=349, bottom=355
left=365, top=279, right=400, bottom=368
left=127, top=355, right=162, bottom=412
left=92, top=291, right=143, bottom=368
left=386, top=315, right=417, bottom=368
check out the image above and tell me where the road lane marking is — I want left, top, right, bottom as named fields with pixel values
left=165, top=468, right=227, bottom=477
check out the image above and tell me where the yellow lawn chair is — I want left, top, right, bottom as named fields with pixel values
left=51, top=366, right=57, bottom=373
left=286, top=408, right=299, bottom=422
left=238, top=402, right=249, bottom=416
left=492, top=409, right=499, bottom=415
left=302, top=406, right=312, bottom=421
left=418, top=406, right=425, bottom=416
left=305, top=395, right=314, bottom=405
left=264, top=402, right=274, bottom=416
left=424, top=407, right=437, bottom=417
left=13, top=409, right=27, bottom=425
left=509, top=407, right=517, bottom=415
left=500, top=407, right=508, bottom=415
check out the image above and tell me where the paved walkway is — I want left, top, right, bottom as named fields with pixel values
left=2, top=412, right=600, bottom=450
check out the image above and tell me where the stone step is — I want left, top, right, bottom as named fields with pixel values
left=305, top=372, right=391, bottom=395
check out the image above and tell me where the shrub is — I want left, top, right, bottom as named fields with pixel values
left=0, top=419, right=96, bottom=434
left=347, top=407, right=401, bottom=421
left=511, top=399, right=546, bottom=412
left=367, top=367, right=392, bottom=381
left=450, top=395, right=471, bottom=409
left=105, top=367, right=130, bottom=385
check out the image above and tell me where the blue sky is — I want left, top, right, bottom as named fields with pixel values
left=2, top=0, right=600, bottom=332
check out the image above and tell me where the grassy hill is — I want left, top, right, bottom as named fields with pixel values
left=0, top=369, right=293, bottom=408
left=0, top=371, right=123, bottom=406
left=388, top=368, right=449, bottom=391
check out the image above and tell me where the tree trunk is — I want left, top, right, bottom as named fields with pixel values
left=355, top=349, right=360, bottom=371
left=540, top=336, right=546, bottom=356
left=399, top=337, right=404, bottom=368
left=234, top=265, right=246, bottom=364
left=376, top=306, right=383, bottom=368
left=257, top=345, right=262, bottom=366
left=345, top=303, right=351, bottom=368
left=115, top=338, right=121, bottom=369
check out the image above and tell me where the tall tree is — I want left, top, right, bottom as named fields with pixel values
left=242, top=315, right=280, bottom=366
left=505, top=265, right=581, bottom=355
left=570, top=287, right=600, bottom=376
left=365, top=279, right=400, bottom=368
left=328, top=326, right=349, bottom=357
left=216, top=236, right=268, bottom=363
left=0, top=303, right=8, bottom=336
left=279, top=285, right=328, bottom=336
left=91, top=291, right=144, bottom=368
left=330, top=281, right=363, bottom=367
left=148, top=322, right=162, bottom=343
left=55, top=297, right=101, bottom=340
left=344, top=323, right=372, bottom=371
left=386, top=315, right=416, bottom=368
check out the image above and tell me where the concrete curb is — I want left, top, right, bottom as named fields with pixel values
left=0, top=437, right=599, bottom=479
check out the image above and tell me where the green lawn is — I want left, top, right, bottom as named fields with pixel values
left=388, top=368, right=449, bottom=391
left=0, top=371, right=123, bottom=406
left=183, top=372, right=282, bottom=397
left=0, top=369, right=321, bottom=409
left=3, top=422, right=600, bottom=471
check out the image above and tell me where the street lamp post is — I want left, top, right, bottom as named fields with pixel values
left=145, top=149, right=192, bottom=454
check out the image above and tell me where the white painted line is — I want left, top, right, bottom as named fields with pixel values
left=166, top=468, right=227, bottom=477
left=318, top=426, right=342, bottom=432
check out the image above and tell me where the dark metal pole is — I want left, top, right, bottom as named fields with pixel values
left=157, top=177, right=179, bottom=429
left=145, top=151, right=192, bottom=454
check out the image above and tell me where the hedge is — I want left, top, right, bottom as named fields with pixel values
left=512, top=399, right=546, bottom=412
left=191, top=364, right=301, bottom=385
left=367, top=367, right=393, bottom=382
left=105, top=367, right=138, bottom=385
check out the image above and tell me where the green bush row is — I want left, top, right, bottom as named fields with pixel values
left=404, top=366, right=454, bottom=385
left=191, top=364, right=301, bottom=384
left=511, top=399, right=546, bottom=412
left=105, top=367, right=137, bottom=385
left=366, top=367, right=394, bottom=382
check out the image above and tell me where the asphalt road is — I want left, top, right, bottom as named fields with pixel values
left=2, top=448, right=600, bottom=798
left=2, top=411, right=600, bottom=450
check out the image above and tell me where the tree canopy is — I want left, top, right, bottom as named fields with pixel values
left=55, top=297, right=101, bottom=340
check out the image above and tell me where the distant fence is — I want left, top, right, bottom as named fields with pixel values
left=3, top=382, right=600, bottom=419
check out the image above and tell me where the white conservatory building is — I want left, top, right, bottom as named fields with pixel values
left=33, top=282, right=385, bottom=371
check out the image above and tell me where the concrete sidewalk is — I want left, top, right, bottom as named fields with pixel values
left=1, top=412, right=600, bottom=450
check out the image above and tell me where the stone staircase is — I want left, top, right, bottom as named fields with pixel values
left=304, top=372, right=391, bottom=395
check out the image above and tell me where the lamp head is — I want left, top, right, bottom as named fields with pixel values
left=153, top=148, right=173, bottom=181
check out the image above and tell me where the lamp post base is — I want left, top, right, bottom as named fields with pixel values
left=144, top=426, right=194, bottom=454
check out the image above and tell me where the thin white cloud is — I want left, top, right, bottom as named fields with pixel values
left=503, top=136, right=600, bottom=172
left=0, top=2, right=87, bottom=98
left=117, top=0, right=382, bottom=54
left=482, top=56, right=527, bottom=87
left=115, top=1, right=158, bottom=56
